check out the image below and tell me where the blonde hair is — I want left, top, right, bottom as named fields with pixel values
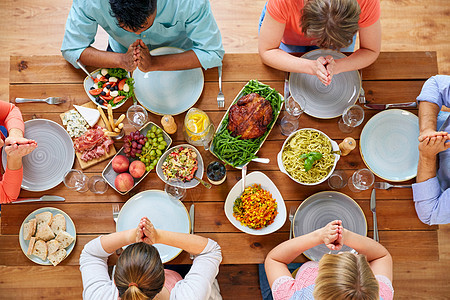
left=114, top=242, right=165, bottom=300
left=301, top=0, right=361, bottom=49
left=313, top=253, right=379, bottom=300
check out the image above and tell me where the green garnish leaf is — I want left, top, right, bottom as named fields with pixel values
left=300, top=152, right=323, bottom=172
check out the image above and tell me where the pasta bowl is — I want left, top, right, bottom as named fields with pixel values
left=277, top=128, right=340, bottom=185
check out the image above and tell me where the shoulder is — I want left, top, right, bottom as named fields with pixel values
left=376, top=275, right=394, bottom=300
left=267, top=0, right=301, bottom=20
left=356, top=0, right=380, bottom=27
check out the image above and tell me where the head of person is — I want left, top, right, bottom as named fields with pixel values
left=300, top=0, right=361, bottom=50
left=109, top=0, right=158, bottom=34
left=313, top=252, right=379, bottom=300
left=114, top=242, right=165, bottom=300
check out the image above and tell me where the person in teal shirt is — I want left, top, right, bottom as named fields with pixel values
left=61, top=0, right=224, bottom=72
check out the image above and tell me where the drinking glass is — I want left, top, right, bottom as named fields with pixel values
left=127, top=103, right=148, bottom=128
left=328, top=170, right=347, bottom=190
left=88, top=175, right=108, bottom=194
left=63, top=169, right=88, bottom=192
left=338, top=104, right=365, bottom=133
left=280, top=95, right=306, bottom=136
left=164, top=177, right=186, bottom=201
left=348, top=168, right=374, bottom=192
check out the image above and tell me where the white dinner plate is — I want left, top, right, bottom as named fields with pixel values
left=2, top=119, right=75, bottom=191
left=360, top=109, right=419, bottom=181
left=133, top=47, right=204, bottom=115
left=19, top=207, right=77, bottom=265
left=289, top=49, right=361, bottom=119
left=224, top=171, right=286, bottom=235
left=293, top=191, right=366, bottom=261
left=116, top=190, right=190, bottom=263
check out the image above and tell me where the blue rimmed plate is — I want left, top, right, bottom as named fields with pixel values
left=360, top=109, right=419, bottom=181
left=133, top=47, right=204, bottom=115
left=116, top=190, right=190, bottom=263
left=293, top=191, right=366, bottom=261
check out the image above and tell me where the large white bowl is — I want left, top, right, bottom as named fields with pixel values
left=277, top=128, right=340, bottom=185
left=224, top=171, right=286, bottom=235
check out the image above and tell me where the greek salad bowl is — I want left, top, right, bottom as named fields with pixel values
left=156, top=144, right=204, bottom=189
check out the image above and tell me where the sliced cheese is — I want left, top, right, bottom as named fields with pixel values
left=74, top=105, right=101, bottom=127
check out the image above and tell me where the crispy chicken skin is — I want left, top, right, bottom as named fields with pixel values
left=227, top=93, right=273, bottom=139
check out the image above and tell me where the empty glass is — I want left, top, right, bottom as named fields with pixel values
left=127, top=103, right=148, bottom=128
left=164, top=177, right=187, bottom=201
left=63, top=169, right=88, bottom=192
left=88, top=175, right=108, bottom=194
left=348, top=168, right=374, bottom=192
left=328, top=170, right=347, bottom=190
left=280, top=95, right=306, bottom=136
left=338, top=104, right=365, bottom=133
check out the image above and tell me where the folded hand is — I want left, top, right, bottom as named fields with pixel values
left=136, top=216, right=159, bottom=245
left=419, top=135, right=450, bottom=158
left=418, top=129, right=449, bottom=142
left=320, top=220, right=343, bottom=251
left=121, top=40, right=140, bottom=72
left=4, top=139, right=37, bottom=159
left=134, top=39, right=153, bottom=72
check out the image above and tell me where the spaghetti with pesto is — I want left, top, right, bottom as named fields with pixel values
left=282, top=129, right=335, bottom=184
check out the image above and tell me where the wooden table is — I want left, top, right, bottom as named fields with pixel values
left=0, top=52, right=440, bottom=298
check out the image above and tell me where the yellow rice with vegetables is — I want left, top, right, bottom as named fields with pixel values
left=233, top=184, right=278, bottom=229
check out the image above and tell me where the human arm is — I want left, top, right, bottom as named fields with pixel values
left=79, top=43, right=138, bottom=72
left=264, top=220, right=342, bottom=287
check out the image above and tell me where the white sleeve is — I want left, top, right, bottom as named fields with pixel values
left=79, top=236, right=119, bottom=300
left=170, top=239, right=222, bottom=300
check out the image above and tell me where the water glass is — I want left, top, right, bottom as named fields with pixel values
left=328, top=170, right=347, bottom=189
left=280, top=95, right=306, bottom=136
left=348, top=168, right=374, bottom=192
left=164, top=178, right=186, bottom=201
left=338, top=104, right=365, bottom=133
left=88, top=175, right=108, bottom=194
left=127, top=103, right=148, bottom=128
left=63, top=169, right=88, bottom=192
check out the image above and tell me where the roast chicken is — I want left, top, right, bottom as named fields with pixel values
left=227, top=93, right=273, bottom=139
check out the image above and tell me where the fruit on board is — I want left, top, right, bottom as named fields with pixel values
left=114, top=173, right=134, bottom=192
left=129, top=160, right=146, bottom=179
left=112, top=155, right=130, bottom=173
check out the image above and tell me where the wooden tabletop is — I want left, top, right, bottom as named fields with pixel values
left=1, top=52, right=439, bottom=269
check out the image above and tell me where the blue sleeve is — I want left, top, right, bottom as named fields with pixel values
left=413, top=177, right=450, bottom=225
left=185, top=0, right=224, bottom=69
left=416, top=75, right=450, bottom=108
left=61, top=0, right=98, bottom=68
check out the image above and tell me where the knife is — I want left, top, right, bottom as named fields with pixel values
left=370, top=189, right=379, bottom=242
left=284, top=72, right=290, bottom=100
left=13, top=195, right=65, bottom=204
left=364, top=102, right=417, bottom=110
left=189, top=204, right=195, bottom=259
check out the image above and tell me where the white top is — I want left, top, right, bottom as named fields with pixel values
left=80, top=237, right=223, bottom=300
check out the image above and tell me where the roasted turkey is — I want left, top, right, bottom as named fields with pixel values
left=227, top=93, right=273, bottom=139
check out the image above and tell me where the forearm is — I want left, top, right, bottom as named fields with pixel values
left=343, top=229, right=390, bottom=262
left=100, top=229, right=136, bottom=254
left=79, top=47, right=128, bottom=69
left=155, top=229, right=208, bottom=255
left=145, top=50, right=202, bottom=72
left=259, top=49, right=315, bottom=74
left=416, top=153, right=437, bottom=183
left=419, top=101, right=440, bottom=134
left=334, top=48, right=379, bottom=74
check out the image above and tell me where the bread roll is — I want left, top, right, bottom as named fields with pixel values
left=32, top=240, right=48, bottom=261
left=50, top=214, right=66, bottom=235
left=47, top=239, right=61, bottom=255
left=27, top=237, right=36, bottom=256
left=23, top=218, right=37, bottom=240
left=35, top=212, right=53, bottom=226
left=55, top=231, right=75, bottom=248
left=47, top=249, right=67, bottom=266
left=36, top=224, right=55, bottom=241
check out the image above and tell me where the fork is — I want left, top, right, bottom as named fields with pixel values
left=217, top=66, right=225, bottom=108
left=374, top=182, right=412, bottom=190
left=288, top=206, right=296, bottom=239
left=15, top=97, right=64, bottom=105
left=358, top=88, right=366, bottom=104
left=112, top=204, right=120, bottom=223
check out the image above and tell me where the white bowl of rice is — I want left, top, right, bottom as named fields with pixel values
left=277, top=128, right=340, bottom=186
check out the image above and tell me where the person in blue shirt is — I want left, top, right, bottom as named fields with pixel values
left=61, top=0, right=224, bottom=72
left=413, top=75, right=450, bottom=225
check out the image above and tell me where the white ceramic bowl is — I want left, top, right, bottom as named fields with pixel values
left=277, top=128, right=340, bottom=186
left=224, top=171, right=286, bottom=235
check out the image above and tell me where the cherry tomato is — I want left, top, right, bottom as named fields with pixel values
left=100, top=95, right=113, bottom=101
left=89, top=88, right=103, bottom=96
left=113, top=96, right=126, bottom=104
left=118, top=78, right=127, bottom=90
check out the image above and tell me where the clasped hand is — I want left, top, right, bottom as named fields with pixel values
left=122, top=39, right=153, bottom=72
left=313, top=55, right=335, bottom=86
left=135, top=216, right=159, bottom=245
left=319, top=220, right=343, bottom=251
left=2, top=136, right=37, bottom=159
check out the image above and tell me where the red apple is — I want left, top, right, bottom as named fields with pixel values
left=112, top=155, right=129, bottom=173
left=129, top=160, right=146, bottom=179
left=114, top=173, right=134, bottom=192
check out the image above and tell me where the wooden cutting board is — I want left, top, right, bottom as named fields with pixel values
left=60, top=102, right=117, bottom=169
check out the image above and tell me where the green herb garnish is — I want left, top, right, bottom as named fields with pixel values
left=300, top=152, right=323, bottom=172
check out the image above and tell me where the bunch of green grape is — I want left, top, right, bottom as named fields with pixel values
left=136, top=126, right=168, bottom=172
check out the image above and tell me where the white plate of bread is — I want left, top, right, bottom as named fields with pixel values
left=19, top=207, right=76, bottom=266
